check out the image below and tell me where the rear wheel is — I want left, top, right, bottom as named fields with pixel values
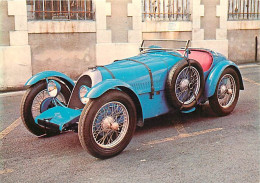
left=209, top=68, right=240, bottom=116
left=78, top=90, right=137, bottom=159
left=20, top=79, right=71, bottom=136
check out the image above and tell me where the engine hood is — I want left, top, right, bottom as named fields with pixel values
left=97, top=50, right=183, bottom=94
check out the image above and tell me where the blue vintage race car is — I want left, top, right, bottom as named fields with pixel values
left=21, top=40, right=244, bottom=158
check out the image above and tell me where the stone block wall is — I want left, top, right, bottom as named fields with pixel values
left=228, top=29, right=260, bottom=63
left=0, top=0, right=32, bottom=91
left=29, top=33, right=96, bottom=79
left=0, top=1, right=15, bottom=46
left=0, top=0, right=259, bottom=90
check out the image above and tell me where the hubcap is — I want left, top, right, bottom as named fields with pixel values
left=40, top=97, right=55, bottom=113
left=101, top=116, right=119, bottom=131
left=227, top=89, right=233, bottom=94
left=180, top=79, right=189, bottom=91
left=220, top=85, right=227, bottom=97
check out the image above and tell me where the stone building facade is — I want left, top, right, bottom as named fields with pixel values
left=0, top=0, right=259, bottom=90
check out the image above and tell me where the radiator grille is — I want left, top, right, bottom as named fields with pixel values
left=68, top=75, right=92, bottom=109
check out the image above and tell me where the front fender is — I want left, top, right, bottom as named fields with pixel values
left=87, top=79, right=138, bottom=98
left=25, top=71, right=75, bottom=89
left=87, top=79, right=144, bottom=126
left=205, top=60, right=244, bottom=98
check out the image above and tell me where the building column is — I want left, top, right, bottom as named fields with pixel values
left=216, top=0, right=228, bottom=40
left=127, top=0, right=142, bottom=43
left=191, top=0, right=229, bottom=57
left=0, top=0, right=32, bottom=90
left=191, top=0, right=204, bottom=41
left=95, top=0, right=141, bottom=65
left=95, top=0, right=112, bottom=44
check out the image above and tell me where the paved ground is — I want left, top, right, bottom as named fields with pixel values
left=0, top=65, right=259, bottom=183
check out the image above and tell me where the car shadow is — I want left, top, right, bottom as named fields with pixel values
left=135, top=103, right=217, bottom=135
left=12, top=104, right=218, bottom=160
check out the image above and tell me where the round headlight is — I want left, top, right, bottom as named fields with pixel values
left=79, top=85, right=90, bottom=104
left=47, top=80, right=61, bottom=97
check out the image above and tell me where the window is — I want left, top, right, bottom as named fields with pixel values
left=228, top=0, right=260, bottom=20
left=142, top=0, right=190, bottom=21
left=27, top=0, right=94, bottom=21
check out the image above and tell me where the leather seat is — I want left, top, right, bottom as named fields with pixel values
left=177, top=49, right=213, bottom=72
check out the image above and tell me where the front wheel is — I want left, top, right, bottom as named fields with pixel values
left=78, top=90, right=137, bottom=159
left=209, top=68, right=240, bottom=116
left=20, top=79, right=71, bottom=136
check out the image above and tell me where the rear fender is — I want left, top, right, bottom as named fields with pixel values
left=25, top=71, right=75, bottom=90
left=205, top=60, right=244, bottom=98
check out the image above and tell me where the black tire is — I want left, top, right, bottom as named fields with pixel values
left=209, top=68, right=240, bottom=116
left=78, top=90, right=137, bottom=159
left=20, top=79, right=71, bottom=136
left=166, top=59, right=204, bottom=111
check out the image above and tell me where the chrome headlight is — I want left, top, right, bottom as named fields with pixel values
left=79, top=85, right=90, bottom=104
left=47, top=80, right=61, bottom=97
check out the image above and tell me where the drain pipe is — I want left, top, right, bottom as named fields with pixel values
left=256, top=36, right=258, bottom=62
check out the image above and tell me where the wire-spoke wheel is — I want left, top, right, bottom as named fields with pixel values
left=166, top=59, right=204, bottom=111
left=217, top=74, right=236, bottom=108
left=78, top=90, right=137, bottom=159
left=175, top=66, right=200, bottom=105
left=21, top=80, right=71, bottom=136
left=92, top=101, right=129, bottom=149
left=209, top=68, right=240, bottom=116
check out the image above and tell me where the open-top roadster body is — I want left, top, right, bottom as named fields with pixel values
left=21, top=40, right=244, bottom=158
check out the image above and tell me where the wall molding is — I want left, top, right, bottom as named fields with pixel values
left=28, top=21, right=96, bottom=33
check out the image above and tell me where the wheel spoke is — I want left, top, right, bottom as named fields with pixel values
left=93, top=125, right=103, bottom=138
left=107, top=131, right=116, bottom=144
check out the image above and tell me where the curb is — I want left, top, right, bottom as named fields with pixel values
left=238, top=63, right=260, bottom=69
left=0, top=90, right=26, bottom=97
left=0, top=86, right=27, bottom=93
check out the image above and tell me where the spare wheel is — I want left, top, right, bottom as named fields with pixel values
left=165, top=59, right=205, bottom=111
